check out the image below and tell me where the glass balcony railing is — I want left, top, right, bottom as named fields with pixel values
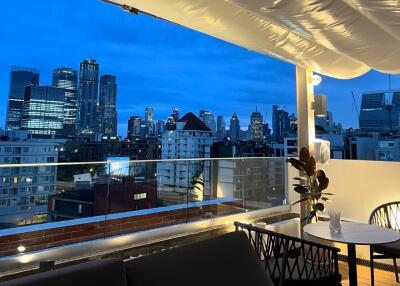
left=0, top=157, right=288, bottom=257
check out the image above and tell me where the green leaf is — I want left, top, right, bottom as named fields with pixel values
left=299, top=147, right=310, bottom=163
left=313, top=203, right=325, bottom=212
left=318, top=177, right=329, bottom=191
left=288, top=158, right=305, bottom=171
left=321, top=197, right=330, bottom=201
left=305, top=156, right=316, bottom=176
left=294, top=185, right=309, bottom=194
left=290, top=197, right=310, bottom=206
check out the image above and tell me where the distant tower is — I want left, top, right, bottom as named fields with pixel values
left=127, top=116, right=141, bottom=140
left=250, top=110, right=264, bottom=140
left=229, top=112, right=240, bottom=143
left=216, top=116, right=226, bottom=140
left=98, top=75, right=117, bottom=136
left=6, top=66, right=40, bottom=130
left=21, top=85, right=65, bottom=138
left=144, top=106, right=155, bottom=136
left=52, top=67, right=78, bottom=138
left=77, top=59, right=99, bottom=137
left=199, top=110, right=216, bottom=133
left=171, top=107, right=180, bottom=122
left=272, top=105, right=290, bottom=143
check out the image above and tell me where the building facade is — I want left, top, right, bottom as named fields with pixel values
left=359, top=91, right=400, bottom=133
left=272, top=105, right=290, bottom=143
left=21, top=85, right=65, bottom=138
left=229, top=112, right=240, bottom=143
left=6, top=66, right=40, bottom=131
left=249, top=110, right=264, bottom=141
left=199, top=110, right=217, bottom=133
left=216, top=115, right=226, bottom=141
left=77, top=59, right=99, bottom=137
left=157, top=113, right=213, bottom=200
left=127, top=116, right=142, bottom=140
left=52, top=67, right=78, bottom=138
left=98, top=75, right=117, bottom=137
left=0, top=139, right=58, bottom=227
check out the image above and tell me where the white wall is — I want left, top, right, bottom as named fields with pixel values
left=288, top=159, right=400, bottom=261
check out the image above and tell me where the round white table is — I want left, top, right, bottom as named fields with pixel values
left=304, top=221, right=400, bottom=286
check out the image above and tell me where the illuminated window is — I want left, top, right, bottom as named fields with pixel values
left=133, top=193, right=147, bottom=200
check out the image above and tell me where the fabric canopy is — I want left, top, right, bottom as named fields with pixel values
left=107, top=0, right=400, bottom=79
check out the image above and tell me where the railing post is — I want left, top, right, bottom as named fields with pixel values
left=296, top=66, right=316, bottom=226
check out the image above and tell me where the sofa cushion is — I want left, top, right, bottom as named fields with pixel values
left=2, top=258, right=127, bottom=286
left=124, top=231, right=272, bottom=286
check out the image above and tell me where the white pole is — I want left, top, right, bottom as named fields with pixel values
left=295, top=65, right=316, bottom=223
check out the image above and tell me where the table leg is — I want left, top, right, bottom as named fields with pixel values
left=347, top=243, right=357, bottom=286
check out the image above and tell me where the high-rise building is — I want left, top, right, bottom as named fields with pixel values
left=315, top=111, right=333, bottom=133
left=52, top=67, right=78, bottom=138
left=359, top=91, right=400, bottom=133
left=171, top=107, right=180, bottom=122
left=21, top=85, right=65, bottom=138
left=98, top=75, right=117, bottom=136
left=229, top=112, right=240, bottom=143
left=200, top=110, right=216, bottom=133
left=249, top=110, right=264, bottom=140
left=272, top=105, right=290, bottom=143
left=127, top=116, right=141, bottom=140
left=77, top=59, right=99, bottom=137
left=145, top=106, right=154, bottom=122
left=0, top=134, right=58, bottom=226
left=6, top=66, right=40, bottom=131
left=165, top=116, right=175, bottom=130
left=216, top=115, right=226, bottom=140
left=156, top=120, right=165, bottom=137
left=157, top=112, right=213, bottom=199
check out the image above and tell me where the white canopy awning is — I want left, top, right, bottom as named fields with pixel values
left=106, top=0, right=400, bottom=79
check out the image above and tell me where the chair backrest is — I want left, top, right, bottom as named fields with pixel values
left=234, top=221, right=340, bottom=285
left=369, top=201, right=400, bottom=232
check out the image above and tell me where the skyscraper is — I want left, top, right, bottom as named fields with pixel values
left=145, top=106, right=154, bottom=122
left=216, top=115, right=226, bottom=140
left=144, top=106, right=154, bottom=137
left=6, top=66, right=40, bottom=130
left=77, top=59, right=99, bottom=137
left=229, top=112, right=240, bottom=143
left=127, top=116, right=141, bottom=140
left=156, top=120, right=165, bottom=137
left=171, top=107, right=180, bottom=122
left=21, top=85, right=65, bottom=138
left=272, top=105, right=290, bottom=143
left=98, top=75, right=117, bottom=136
left=52, top=67, right=78, bottom=138
left=359, top=91, right=400, bottom=133
left=165, top=116, right=175, bottom=130
left=199, top=110, right=216, bottom=133
left=249, top=110, right=264, bottom=141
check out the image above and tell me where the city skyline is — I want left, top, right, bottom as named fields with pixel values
left=2, top=0, right=400, bottom=137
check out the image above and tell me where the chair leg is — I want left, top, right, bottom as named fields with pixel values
left=393, top=258, right=399, bottom=283
left=370, top=247, right=375, bottom=286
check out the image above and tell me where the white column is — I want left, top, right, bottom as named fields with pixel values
left=295, top=65, right=316, bottom=222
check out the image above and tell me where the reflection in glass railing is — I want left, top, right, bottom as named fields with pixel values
left=0, top=157, right=288, bottom=255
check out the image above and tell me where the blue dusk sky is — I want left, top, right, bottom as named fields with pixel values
left=1, top=0, right=400, bottom=136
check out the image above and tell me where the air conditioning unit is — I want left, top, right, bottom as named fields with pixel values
left=314, top=139, right=330, bottom=164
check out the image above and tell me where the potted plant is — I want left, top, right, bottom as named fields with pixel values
left=287, top=147, right=332, bottom=222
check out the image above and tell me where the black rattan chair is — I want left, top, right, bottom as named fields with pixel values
left=369, top=201, right=400, bottom=286
left=234, top=221, right=341, bottom=286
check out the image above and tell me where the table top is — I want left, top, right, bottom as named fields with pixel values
left=304, top=221, right=400, bottom=245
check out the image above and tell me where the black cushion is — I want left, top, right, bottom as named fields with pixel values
left=373, top=239, right=400, bottom=256
left=124, top=231, right=273, bottom=286
left=267, top=258, right=341, bottom=286
left=2, top=258, right=127, bottom=286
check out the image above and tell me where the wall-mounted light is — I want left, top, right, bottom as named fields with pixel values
left=312, top=74, right=322, bottom=86
left=17, top=245, right=26, bottom=253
